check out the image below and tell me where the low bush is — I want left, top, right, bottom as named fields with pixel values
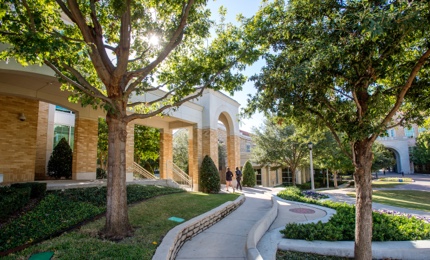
left=0, top=187, right=31, bottom=220
left=0, top=194, right=104, bottom=252
left=0, top=185, right=184, bottom=254
left=278, top=187, right=430, bottom=241
left=10, top=182, right=47, bottom=199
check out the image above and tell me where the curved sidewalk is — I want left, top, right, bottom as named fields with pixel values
left=174, top=186, right=329, bottom=260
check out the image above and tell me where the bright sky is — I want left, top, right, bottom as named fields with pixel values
left=207, top=0, right=266, bottom=133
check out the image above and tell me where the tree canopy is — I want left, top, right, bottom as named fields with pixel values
left=251, top=118, right=310, bottom=186
left=243, top=0, right=430, bottom=258
left=0, top=0, right=262, bottom=239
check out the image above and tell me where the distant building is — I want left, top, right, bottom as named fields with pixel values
left=377, top=124, right=427, bottom=174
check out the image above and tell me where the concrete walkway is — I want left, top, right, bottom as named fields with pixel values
left=173, top=174, right=430, bottom=260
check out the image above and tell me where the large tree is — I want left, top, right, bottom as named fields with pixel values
left=251, top=118, right=310, bottom=186
left=0, top=0, right=260, bottom=239
left=245, top=0, right=430, bottom=258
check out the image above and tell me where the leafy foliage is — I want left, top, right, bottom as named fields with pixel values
left=245, top=0, right=430, bottom=256
left=242, top=160, right=256, bottom=187
left=0, top=0, right=262, bottom=238
left=0, top=187, right=31, bottom=220
left=47, top=138, right=73, bottom=179
left=0, top=185, right=184, bottom=253
left=10, top=182, right=47, bottom=199
left=411, top=130, right=430, bottom=166
left=199, top=155, right=220, bottom=193
left=278, top=187, right=430, bottom=242
left=173, top=129, right=189, bottom=173
left=134, top=125, right=160, bottom=170
left=251, top=119, right=309, bottom=185
left=372, top=142, right=395, bottom=172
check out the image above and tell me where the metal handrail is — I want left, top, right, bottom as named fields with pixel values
left=133, top=162, right=158, bottom=179
left=169, top=161, right=192, bottom=188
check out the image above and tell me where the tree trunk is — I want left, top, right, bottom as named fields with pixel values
left=353, top=141, right=374, bottom=260
left=333, top=171, right=338, bottom=188
left=291, top=166, right=296, bottom=186
left=102, top=114, right=133, bottom=239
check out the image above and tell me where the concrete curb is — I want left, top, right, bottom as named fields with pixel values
left=278, top=239, right=430, bottom=260
left=274, top=197, right=337, bottom=224
left=153, top=195, right=246, bottom=260
left=246, top=196, right=278, bottom=260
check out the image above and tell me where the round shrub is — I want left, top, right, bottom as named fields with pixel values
left=242, top=160, right=256, bottom=187
left=47, top=137, right=73, bottom=179
left=199, top=155, right=220, bottom=193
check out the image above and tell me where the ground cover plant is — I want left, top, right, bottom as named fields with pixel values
left=276, top=250, right=352, bottom=260
left=0, top=185, right=183, bottom=254
left=278, top=187, right=430, bottom=241
left=1, top=192, right=239, bottom=259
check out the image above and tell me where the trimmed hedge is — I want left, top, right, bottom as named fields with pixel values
left=0, top=187, right=31, bottom=219
left=278, top=187, right=430, bottom=241
left=10, top=182, right=47, bottom=199
left=242, top=160, right=256, bottom=187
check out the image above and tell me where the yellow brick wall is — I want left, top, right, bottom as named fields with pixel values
left=35, top=101, right=49, bottom=179
left=72, top=118, right=98, bottom=178
left=0, top=95, right=39, bottom=183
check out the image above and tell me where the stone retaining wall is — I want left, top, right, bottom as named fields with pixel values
left=153, top=195, right=246, bottom=260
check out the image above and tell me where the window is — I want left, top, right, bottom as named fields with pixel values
left=418, top=127, right=427, bottom=135
left=53, top=124, right=74, bottom=150
left=246, top=143, right=251, bottom=153
left=55, top=105, right=74, bottom=114
left=404, top=127, right=414, bottom=138
left=386, top=129, right=395, bottom=138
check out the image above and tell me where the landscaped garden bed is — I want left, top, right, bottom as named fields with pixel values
left=277, top=187, right=430, bottom=241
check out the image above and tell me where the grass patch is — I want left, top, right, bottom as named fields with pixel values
left=372, top=190, right=430, bottom=212
left=277, top=250, right=352, bottom=259
left=347, top=190, right=430, bottom=212
left=2, top=192, right=238, bottom=259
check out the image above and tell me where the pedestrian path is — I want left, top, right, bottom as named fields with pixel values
left=175, top=187, right=272, bottom=259
left=174, top=186, right=331, bottom=260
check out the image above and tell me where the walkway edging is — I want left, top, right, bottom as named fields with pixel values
left=279, top=239, right=430, bottom=260
left=152, top=194, right=245, bottom=260
left=246, top=195, right=278, bottom=260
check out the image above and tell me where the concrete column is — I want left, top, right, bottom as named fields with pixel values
left=202, top=128, right=218, bottom=169
left=159, top=128, right=173, bottom=179
left=126, top=122, right=135, bottom=182
left=72, top=117, right=98, bottom=180
left=227, top=134, right=241, bottom=170
left=189, top=126, right=202, bottom=191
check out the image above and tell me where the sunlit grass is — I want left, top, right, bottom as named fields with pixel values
left=3, top=192, right=239, bottom=260
left=347, top=190, right=430, bottom=212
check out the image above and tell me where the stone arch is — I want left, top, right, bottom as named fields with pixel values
left=377, top=140, right=411, bottom=174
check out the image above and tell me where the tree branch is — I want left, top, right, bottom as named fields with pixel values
left=44, top=59, right=113, bottom=106
left=21, top=0, right=36, bottom=32
left=124, top=0, right=195, bottom=96
left=379, top=48, right=430, bottom=131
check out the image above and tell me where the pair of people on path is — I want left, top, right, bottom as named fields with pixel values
left=225, top=167, right=242, bottom=192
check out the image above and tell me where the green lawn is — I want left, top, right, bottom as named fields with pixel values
left=371, top=181, right=407, bottom=188
left=347, top=190, right=430, bottom=212
left=3, top=192, right=239, bottom=260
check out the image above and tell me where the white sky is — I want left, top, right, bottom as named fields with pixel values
left=207, top=0, right=266, bottom=133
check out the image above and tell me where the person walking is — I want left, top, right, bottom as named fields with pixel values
left=235, top=167, right=242, bottom=191
left=225, top=167, right=233, bottom=192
